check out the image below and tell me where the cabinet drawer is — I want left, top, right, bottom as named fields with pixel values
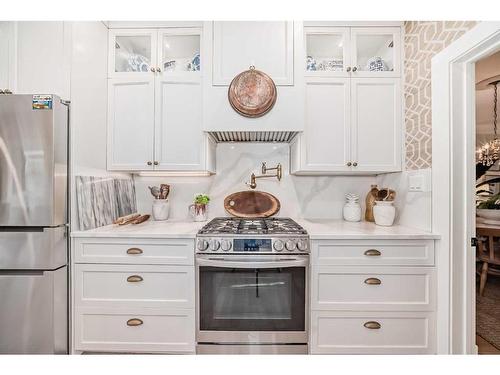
left=312, top=240, right=434, bottom=266
left=310, top=311, right=436, bottom=354
left=311, top=266, right=435, bottom=311
left=73, top=238, right=194, bottom=265
left=74, top=264, right=194, bottom=309
left=74, top=307, right=195, bottom=353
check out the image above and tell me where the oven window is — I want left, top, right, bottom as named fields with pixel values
left=199, top=266, right=305, bottom=331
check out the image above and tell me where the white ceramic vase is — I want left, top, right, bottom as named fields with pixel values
left=152, top=199, right=170, bottom=221
left=373, top=201, right=396, bottom=226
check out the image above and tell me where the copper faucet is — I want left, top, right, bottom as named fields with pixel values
left=246, top=162, right=282, bottom=189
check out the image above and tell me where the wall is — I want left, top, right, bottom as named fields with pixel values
left=134, top=143, right=378, bottom=221
left=404, top=21, right=477, bottom=170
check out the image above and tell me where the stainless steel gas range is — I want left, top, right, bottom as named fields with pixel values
left=195, top=217, right=309, bottom=354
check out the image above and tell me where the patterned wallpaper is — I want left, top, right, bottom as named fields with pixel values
left=404, top=21, right=477, bottom=170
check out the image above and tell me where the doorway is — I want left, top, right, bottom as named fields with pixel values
left=432, top=21, right=500, bottom=354
left=474, top=50, right=500, bottom=354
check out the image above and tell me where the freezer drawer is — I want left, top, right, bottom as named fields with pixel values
left=0, top=226, right=67, bottom=269
left=0, top=266, right=67, bottom=354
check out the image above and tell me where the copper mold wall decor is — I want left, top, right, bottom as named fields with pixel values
left=228, top=66, right=277, bottom=118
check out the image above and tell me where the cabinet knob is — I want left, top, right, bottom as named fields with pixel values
left=153, top=161, right=159, bottom=166
left=150, top=67, right=155, bottom=72
left=346, top=66, right=351, bottom=72
left=126, top=318, right=143, bottom=327
left=352, top=66, right=358, bottom=72
left=156, top=67, right=161, bottom=73
left=363, top=321, right=381, bottom=329
left=147, top=161, right=152, bottom=166
left=347, top=162, right=352, bottom=167
left=353, top=162, right=358, bottom=167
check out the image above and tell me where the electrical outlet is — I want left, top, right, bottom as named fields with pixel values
left=408, top=174, right=425, bottom=192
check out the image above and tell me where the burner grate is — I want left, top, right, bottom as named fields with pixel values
left=198, top=217, right=307, bottom=235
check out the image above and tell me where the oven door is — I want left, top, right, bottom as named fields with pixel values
left=196, top=255, right=308, bottom=344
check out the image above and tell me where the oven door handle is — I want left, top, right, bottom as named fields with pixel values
left=196, top=257, right=309, bottom=269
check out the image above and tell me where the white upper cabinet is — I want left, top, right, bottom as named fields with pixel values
left=107, top=77, right=155, bottom=171
left=107, top=27, right=215, bottom=173
left=212, top=21, right=293, bottom=86
left=291, top=24, right=403, bottom=175
left=292, top=78, right=351, bottom=173
left=157, top=28, right=201, bottom=81
left=15, top=22, right=71, bottom=98
left=305, top=27, right=350, bottom=78
left=203, top=21, right=304, bottom=132
left=0, top=22, right=16, bottom=92
left=351, top=78, right=401, bottom=172
left=108, top=29, right=157, bottom=78
left=350, top=27, right=401, bottom=77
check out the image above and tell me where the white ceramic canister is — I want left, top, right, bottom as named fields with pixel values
left=152, top=199, right=170, bottom=221
left=373, top=201, right=396, bottom=226
left=343, top=194, right=362, bottom=222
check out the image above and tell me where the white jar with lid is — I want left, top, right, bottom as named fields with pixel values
left=343, top=193, right=362, bottom=222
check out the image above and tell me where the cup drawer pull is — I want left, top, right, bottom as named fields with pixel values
left=127, top=275, right=143, bottom=283
left=127, top=247, right=143, bottom=255
left=364, top=249, right=381, bottom=256
left=364, top=277, right=382, bottom=285
left=363, top=321, right=381, bottom=329
left=126, top=318, right=143, bottom=327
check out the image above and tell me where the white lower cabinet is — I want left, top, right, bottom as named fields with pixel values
left=310, top=239, right=437, bottom=354
left=72, top=237, right=196, bottom=354
left=74, top=307, right=195, bottom=353
left=311, top=311, right=435, bottom=354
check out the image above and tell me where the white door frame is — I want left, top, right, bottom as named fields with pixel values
left=432, top=21, right=500, bottom=354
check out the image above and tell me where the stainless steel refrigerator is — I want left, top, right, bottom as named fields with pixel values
left=0, top=94, right=68, bottom=354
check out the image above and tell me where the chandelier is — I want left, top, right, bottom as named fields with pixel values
left=477, top=81, right=500, bottom=166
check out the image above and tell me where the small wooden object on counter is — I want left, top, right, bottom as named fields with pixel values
left=224, top=191, right=280, bottom=218
left=114, top=213, right=140, bottom=225
left=131, top=214, right=150, bottom=225
left=365, top=185, right=379, bottom=222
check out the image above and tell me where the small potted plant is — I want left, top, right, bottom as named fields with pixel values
left=189, top=194, right=210, bottom=222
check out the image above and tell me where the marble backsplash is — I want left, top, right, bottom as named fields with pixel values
left=134, top=143, right=378, bottom=221
left=75, top=176, right=136, bottom=230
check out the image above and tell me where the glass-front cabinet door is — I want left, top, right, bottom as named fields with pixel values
left=157, top=28, right=201, bottom=80
left=350, top=27, right=401, bottom=77
left=108, top=29, right=157, bottom=78
left=304, top=27, right=350, bottom=77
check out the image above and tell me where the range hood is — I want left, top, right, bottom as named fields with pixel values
left=207, top=131, right=299, bottom=143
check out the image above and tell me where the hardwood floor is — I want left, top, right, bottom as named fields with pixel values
left=477, top=335, right=500, bottom=354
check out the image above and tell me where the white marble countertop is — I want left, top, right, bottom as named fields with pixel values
left=296, top=219, right=439, bottom=240
left=71, top=219, right=205, bottom=239
left=71, top=218, right=439, bottom=240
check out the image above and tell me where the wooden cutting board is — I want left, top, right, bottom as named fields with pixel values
left=224, top=191, right=280, bottom=218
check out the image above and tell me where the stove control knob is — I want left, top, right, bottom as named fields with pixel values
left=197, top=239, right=209, bottom=251
left=220, top=239, right=232, bottom=252
left=297, top=239, right=309, bottom=252
left=209, top=239, right=221, bottom=251
left=273, top=240, right=285, bottom=252
left=285, top=239, right=297, bottom=251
